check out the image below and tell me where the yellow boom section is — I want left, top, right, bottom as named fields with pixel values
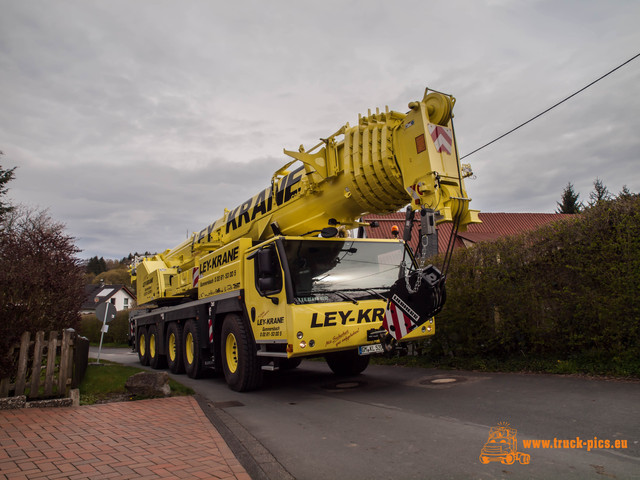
left=135, top=88, right=479, bottom=304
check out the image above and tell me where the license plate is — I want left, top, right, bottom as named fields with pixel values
left=358, top=344, right=383, bottom=355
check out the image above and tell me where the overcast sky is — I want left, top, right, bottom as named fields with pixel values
left=1, top=0, right=639, bottom=259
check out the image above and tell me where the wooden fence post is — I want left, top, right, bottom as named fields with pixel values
left=0, top=377, right=9, bottom=398
left=28, top=331, right=46, bottom=399
left=72, top=335, right=90, bottom=388
left=14, top=332, right=31, bottom=396
left=44, top=331, right=58, bottom=397
left=57, top=329, right=73, bottom=396
left=65, top=330, right=75, bottom=388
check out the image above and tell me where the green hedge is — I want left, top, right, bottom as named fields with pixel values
left=80, top=310, right=131, bottom=345
left=421, top=195, right=640, bottom=376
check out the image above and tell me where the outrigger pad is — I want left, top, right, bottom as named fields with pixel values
left=383, top=265, right=446, bottom=340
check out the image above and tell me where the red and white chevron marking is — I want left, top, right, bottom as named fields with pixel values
left=383, top=300, right=416, bottom=341
left=208, top=317, right=213, bottom=343
left=192, top=267, right=200, bottom=288
left=427, top=124, right=453, bottom=154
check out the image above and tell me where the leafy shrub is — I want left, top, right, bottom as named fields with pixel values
left=423, top=195, right=640, bottom=375
left=79, top=310, right=130, bottom=345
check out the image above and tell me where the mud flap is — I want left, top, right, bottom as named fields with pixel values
left=383, top=265, right=446, bottom=340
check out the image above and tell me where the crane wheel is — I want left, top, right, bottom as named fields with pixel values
left=148, top=325, right=166, bottom=370
left=221, top=313, right=263, bottom=392
left=183, top=320, right=204, bottom=379
left=166, top=322, right=185, bottom=374
left=325, top=349, right=370, bottom=376
left=137, top=327, right=149, bottom=366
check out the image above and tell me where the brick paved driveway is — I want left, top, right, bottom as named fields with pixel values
left=0, top=396, right=250, bottom=479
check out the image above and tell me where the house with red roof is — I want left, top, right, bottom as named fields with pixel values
left=362, top=212, right=576, bottom=254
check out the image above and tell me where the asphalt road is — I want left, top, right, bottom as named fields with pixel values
left=92, top=347, right=640, bottom=480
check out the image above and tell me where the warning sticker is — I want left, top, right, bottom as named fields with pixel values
left=192, top=267, right=200, bottom=288
left=427, top=124, right=453, bottom=154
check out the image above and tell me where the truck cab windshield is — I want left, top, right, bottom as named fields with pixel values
left=281, top=239, right=412, bottom=304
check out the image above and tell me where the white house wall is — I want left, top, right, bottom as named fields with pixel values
left=110, top=290, right=134, bottom=311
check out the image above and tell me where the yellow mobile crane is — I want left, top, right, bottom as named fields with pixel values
left=130, top=88, right=479, bottom=391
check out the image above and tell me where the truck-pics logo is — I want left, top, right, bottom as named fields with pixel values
left=479, top=422, right=530, bottom=465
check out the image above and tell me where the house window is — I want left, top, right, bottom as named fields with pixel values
left=124, top=298, right=129, bottom=309
left=110, top=298, right=116, bottom=305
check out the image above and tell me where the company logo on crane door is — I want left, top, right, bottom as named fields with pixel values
left=200, top=246, right=239, bottom=274
left=255, top=316, right=284, bottom=326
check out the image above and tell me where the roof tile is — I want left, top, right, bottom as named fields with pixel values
left=363, top=212, right=576, bottom=254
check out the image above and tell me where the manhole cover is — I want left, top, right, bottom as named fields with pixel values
left=335, top=382, right=360, bottom=389
left=430, top=378, right=457, bottom=384
left=418, top=376, right=467, bottom=387
left=321, top=380, right=366, bottom=391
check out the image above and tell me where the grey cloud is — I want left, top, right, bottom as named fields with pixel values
left=11, top=153, right=285, bottom=257
left=2, top=0, right=639, bottom=258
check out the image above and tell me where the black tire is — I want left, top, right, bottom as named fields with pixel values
left=221, top=313, right=263, bottom=392
left=325, top=349, right=370, bottom=376
left=183, top=319, right=205, bottom=379
left=166, top=322, right=185, bottom=374
left=137, top=326, right=149, bottom=366
left=148, top=325, right=166, bottom=369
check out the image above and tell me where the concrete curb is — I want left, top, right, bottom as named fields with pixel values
left=195, top=394, right=295, bottom=480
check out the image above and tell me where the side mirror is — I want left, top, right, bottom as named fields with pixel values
left=257, top=248, right=278, bottom=274
left=258, top=276, right=280, bottom=292
left=255, top=246, right=282, bottom=303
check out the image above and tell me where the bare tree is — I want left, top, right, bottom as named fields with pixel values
left=0, top=206, right=85, bottom=378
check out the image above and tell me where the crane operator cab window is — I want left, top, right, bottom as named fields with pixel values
left=254, top=244, right=283, bottom=297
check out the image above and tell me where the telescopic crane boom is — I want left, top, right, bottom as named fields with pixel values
left=134, top=88, right=479, bottom=305
left=130, top=87, right=479, bottom=392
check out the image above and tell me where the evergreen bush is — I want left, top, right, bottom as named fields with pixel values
left=423, top=195, right=640, bottom=375
left=80, top=310, right=130, bottom=346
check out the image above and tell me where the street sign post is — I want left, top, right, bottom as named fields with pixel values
left=95, top=302, right=117, bottom=364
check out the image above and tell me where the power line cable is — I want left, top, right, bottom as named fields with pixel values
left=461, top=52, right=640, bottom=160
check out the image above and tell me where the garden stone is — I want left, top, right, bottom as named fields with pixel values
left=125, top=371, right=171, bottom=397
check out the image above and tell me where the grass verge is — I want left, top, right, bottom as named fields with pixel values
left=79, top=360, right=195, bottom=405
